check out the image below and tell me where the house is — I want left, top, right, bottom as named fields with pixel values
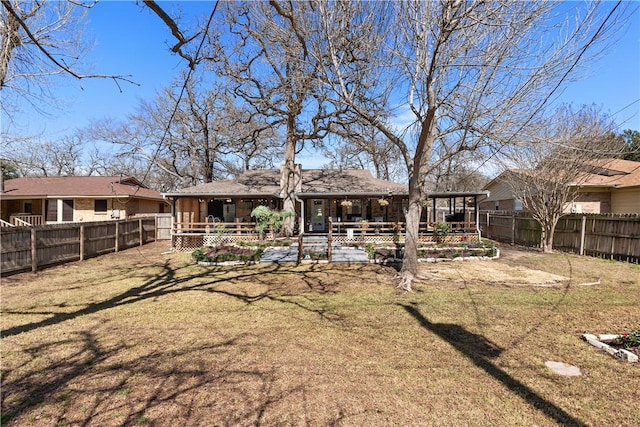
left=0, top=176, right=169, bottom=226
left=479, top=159, right=640, bottom=214
left=162, top=165, right=488, bottom=249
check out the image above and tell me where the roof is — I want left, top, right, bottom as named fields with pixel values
left=484, top=159, right=640, bottom=191
left=1, top=176, right=166, bottom=201
left=163, top=168, right=409, bottom=197
left=576, top=159, right=640, bottom=188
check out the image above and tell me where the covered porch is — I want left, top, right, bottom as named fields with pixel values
left=166, top=191, right=487, bottom=251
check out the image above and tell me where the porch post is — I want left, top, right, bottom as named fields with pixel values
left=474, top=195, right=481, bottom=239
left=171, top=197, right=177, bottom=248
left=432, top=198, right=436, bottom=223
left=299, top=198, right=305, bottom=235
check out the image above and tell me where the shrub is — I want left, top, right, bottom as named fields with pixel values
left=251, top=206, right=293, bottom=238
left=614, top=330, right=640, bottom=348
left=365, top=243, right=376, bottom=259
left=191, top=248, right=212, bottom=263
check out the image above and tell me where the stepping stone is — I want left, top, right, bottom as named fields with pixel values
left=545, top=361, right=582, bottom=376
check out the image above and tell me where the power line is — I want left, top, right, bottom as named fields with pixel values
left=141, top=2, right=219, bottom=186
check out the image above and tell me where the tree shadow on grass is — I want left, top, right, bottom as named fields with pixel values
left=2, top=258, right=389, bottom=338
left=399, top=303, right=588, bottom=427
left=1, top=328, right=305, bottom=426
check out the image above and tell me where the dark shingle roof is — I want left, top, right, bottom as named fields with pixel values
left=164, top=169, right=408, bottom=197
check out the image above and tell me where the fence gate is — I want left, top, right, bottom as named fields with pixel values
left=156, top=214, right=172, bottom=240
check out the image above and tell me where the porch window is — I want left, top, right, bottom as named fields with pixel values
left=346, top=199, right=362, bottom=220
left=23, top=202, right=32, bottom=214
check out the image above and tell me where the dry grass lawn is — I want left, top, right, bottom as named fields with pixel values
left=1, top=242, right=639, bottom=426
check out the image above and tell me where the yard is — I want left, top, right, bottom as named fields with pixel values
left=1, top=241, right=639, bottom=426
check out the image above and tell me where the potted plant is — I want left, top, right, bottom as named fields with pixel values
left=378, top=198, right=389, bottom=207
left=341, top=200, right=353, bottom=208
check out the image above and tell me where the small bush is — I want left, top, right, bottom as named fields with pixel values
left=614, top=330, right=640, bottom=348
left=191, top=248, right=212, bottom=263
left=365, top=243, right=376, bottom=259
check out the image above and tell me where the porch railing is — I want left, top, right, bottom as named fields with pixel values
left=171, top=219, right=480, bottom=251
left=173, top=221, right=258, bottom=235
left=9, top=214, right=44, bottom=226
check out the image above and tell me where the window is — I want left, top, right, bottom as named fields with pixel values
left=514, top=200, right=523, bottom=211
left=23, top=202, right=32, bottom=214
left=45, top=199, right=74, bottom=222
left=46, top=200, right=57, bottom=222
left=94, top=199, right=108, bottom=213
left=62, top=200, right=74, bottom=221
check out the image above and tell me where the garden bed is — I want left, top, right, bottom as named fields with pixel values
left=366, top=241, right=498, bottom=263
left=582, top=332, right=640, bottom=363
left=192, top=244, right=263, bottom=264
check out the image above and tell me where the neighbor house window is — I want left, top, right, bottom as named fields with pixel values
left=514, top=200, right=523, bottom=211
left=45, top=199, right=74, bottom=222
left=62, top=200, right=74, bottom=221
left=95, top=199, right=108, bottom=213
left=23, top=202, right=32, bottom=214
left=46, top=200, right=57, bottom=222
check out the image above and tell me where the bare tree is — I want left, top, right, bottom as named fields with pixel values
left=2, top=131, right=104, bottom=176
left=217, top=0, right=346, bottom=236
left=0, top=0, right=135, bottom=118
left=427, top=152, right=489, bottom=193
left=317, top=0, right=630, bottom=290
left=323, top=120, right=404, bottom=181
left=499, top=104, right=622, bottom=253
left=90, top=74, right=278, bottom=189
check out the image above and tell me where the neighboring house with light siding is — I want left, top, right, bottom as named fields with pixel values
left=1, top=176, right=169, bottom=226
left=479, top=159, right=640, bottom=214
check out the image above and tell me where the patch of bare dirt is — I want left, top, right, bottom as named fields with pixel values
left=420, top=257, right=569, bottom=287
left=494, top=244, right=543, bottom=261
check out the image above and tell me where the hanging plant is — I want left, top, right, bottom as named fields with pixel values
left=378, top=198, right=389, bottom=207
left=341, top=200, right=353, bottom=208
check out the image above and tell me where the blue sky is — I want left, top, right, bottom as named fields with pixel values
left=4, top=1, right=640, bottom=166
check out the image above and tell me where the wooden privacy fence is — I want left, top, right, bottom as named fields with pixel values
left=480, top=212, right=640, bottom=263
left=1, top=218, right=157, bottom=275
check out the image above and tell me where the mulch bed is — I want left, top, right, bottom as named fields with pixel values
left=203, top=245, right=255, bottom=258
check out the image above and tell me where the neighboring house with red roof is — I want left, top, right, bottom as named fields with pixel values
left=0, top=176, right=169, bottom=226
left=479, top=159, right=640, bottom=214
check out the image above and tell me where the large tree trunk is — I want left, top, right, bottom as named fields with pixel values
left=280, top=131, right=297, bottom=236
left=540, top=217, right=558, bottom=253
left=398, top=197, right=423, bottom=291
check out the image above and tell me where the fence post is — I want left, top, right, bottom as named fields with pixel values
left=31, top=228, right=37, bottom=272
left=80, top=225, right=85, bottom=261
left=579, top=215, right=586, bottom=256
left=139, top=218, right=144, bottom=246
left=610, top=236, right=615, bottom=260
left=115, top=221, right=119, bottom=252
left=486, top=212, right=490, bottom=239
left=511, top=213, right=516, bottom=246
